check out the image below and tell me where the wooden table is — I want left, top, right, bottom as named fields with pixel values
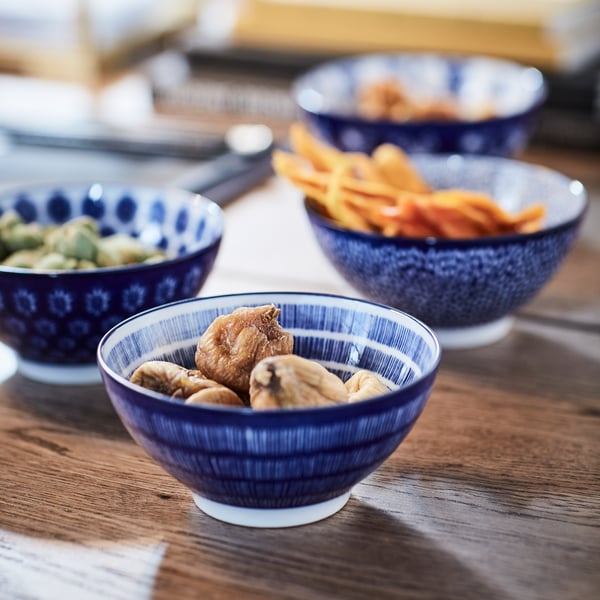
left=0, top=145, right=598, bottom=600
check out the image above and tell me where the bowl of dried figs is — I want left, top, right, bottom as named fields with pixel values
left=0, top=182, right=223, bottom=384
left=97, top=292, right=441, bottom=527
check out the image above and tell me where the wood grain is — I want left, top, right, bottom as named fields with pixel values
left=1, top=145, right=599, bottom=600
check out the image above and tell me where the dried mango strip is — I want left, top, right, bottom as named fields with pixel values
left=274, top=125, right=546, bottom=239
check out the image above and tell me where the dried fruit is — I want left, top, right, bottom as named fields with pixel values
left=130, top=360, right=244, bottom=407
left=250, top=354, right=348, bottom=409
left=345, top=370, right=389, bottom=402
left=195, top=305, right=293, bottom=394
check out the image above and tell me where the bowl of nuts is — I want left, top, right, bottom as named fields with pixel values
left=97, top=292, right=441, bottom=527
left=273, top=125, right=587, bottom=348
left=0, top=182, right=223, bottom=384
left=292, top=53, right=546, bottom=156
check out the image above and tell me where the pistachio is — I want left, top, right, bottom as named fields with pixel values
left=97, top=234, right=153, bottom=266
left=35, top=252, right=77, bottom=270
left=0, top=210, right=22, bottom=232
left=2, top=248, right=45, bottom=268
left=3, top=222, right=45, bottom=252
left=46, top=220, right=98, bottom=261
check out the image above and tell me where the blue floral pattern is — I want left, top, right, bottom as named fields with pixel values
left=0, top=183, right=223, bottom=366
left=306, top=155, right=587, bottom=328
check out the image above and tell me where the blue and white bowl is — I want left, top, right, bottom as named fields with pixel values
left=98, top=292, right=441, bottom=527
left=305, top=155, right=587, bottom=348
left=292, top=53, right=546, bottom=156
left=0, top=183, right=223, bottom=384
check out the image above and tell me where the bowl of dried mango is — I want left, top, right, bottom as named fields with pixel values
left=97, top=292, right=441, bottom=527
left=274, top=124, right=588, bottom=348
left=292, top=53, right=546, bottom=156
left=0, top=183, right=223, bottom=383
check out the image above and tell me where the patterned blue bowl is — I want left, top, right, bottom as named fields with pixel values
left=97, top=292, right=440, bottom=527
left=0, top=183, right=223, bottom=383
left=305, top=155, right=587, bottom=348
left=292, top=53, right=546, bottom=156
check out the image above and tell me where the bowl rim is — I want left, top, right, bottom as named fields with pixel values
left=97, top=291, right=442, bottom=420
left=292, top=51, right=548, bottom=124
left=0, top=181, right=224, bottom=276
left=303, top=154, right=588, bottom=248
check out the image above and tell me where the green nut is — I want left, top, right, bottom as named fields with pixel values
left=97, top=233, right=156, bottom=266
left=47, top=221, right=98, bottom=261
left=34, top=252, right=74, bottom=270
left=3, top=222, right=45, bottom=252
left=2, top=248, right=45, bottom=268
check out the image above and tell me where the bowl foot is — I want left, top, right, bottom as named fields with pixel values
left=435, top=316, right=514, bottom=349
left=192, top=491, right=351, bottom=528
left=18, top=359, right=102, bottom=385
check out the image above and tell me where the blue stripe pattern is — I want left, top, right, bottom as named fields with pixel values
left=99, top=293, right=440, bottom=509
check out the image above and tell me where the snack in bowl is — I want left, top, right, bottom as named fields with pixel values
left=0, top=183, right=223, bottom=384
left=274, top=126, right=587, bottom=348
left=129, top=304, right=390, bottom=409
left=357, top=78, right=467, bottom=123
left=98, top=292, right=441, bottom=527
left=273, top=123, right=545, bottom=239
left=292, top=53, right=546, bottom=155
left=0, top=212, right=168, bottom=269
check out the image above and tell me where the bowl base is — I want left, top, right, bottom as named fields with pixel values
left=18, top=359, right=102, bottom=385
left=434, top=316, right=514, bottom=349
left=192, top=491, right=351, bottom=528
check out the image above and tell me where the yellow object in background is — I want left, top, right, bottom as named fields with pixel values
left=233, top=0, right=600, bottom=72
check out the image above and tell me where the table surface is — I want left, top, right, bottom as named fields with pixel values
left=0, top=142, right=598, bottom=600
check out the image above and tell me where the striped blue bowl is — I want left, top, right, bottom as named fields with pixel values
left=98, top=292, right=440, bottom=526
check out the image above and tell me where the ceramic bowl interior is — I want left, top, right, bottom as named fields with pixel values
left=293, top=53, right=546, bottom=155
left=305, top=155, right=587, bottom=347
left=0, top=183, right=223, bottom=383
left=98, top=292, right=440, bottom=527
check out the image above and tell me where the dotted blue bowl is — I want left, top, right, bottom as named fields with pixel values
left=305, top=155, right=587, bottom=348
left=292, top=53, right=546, bottom=156
left=97, top=292, right=440, bottom=527
left=0, top=183, right=223, bottom=383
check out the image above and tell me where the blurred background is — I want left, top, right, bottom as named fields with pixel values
left=0, top=0, right=598, bottom=186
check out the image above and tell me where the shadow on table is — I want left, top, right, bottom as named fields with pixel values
left=0, top=373, right=129, bottom=440
left=439, top=325, right=600, bottom=406
left=150, top=499, right=507, bottom=600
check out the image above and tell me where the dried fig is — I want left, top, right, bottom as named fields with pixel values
left=130, top=360, right=244, bottom=407
left=250, top=354, right=348, bottom=410
left=345, top=370, right=389, bottom=402
left=195, top=305, right=293, bottom=394
left=184, top=381, right=245, bottom=407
